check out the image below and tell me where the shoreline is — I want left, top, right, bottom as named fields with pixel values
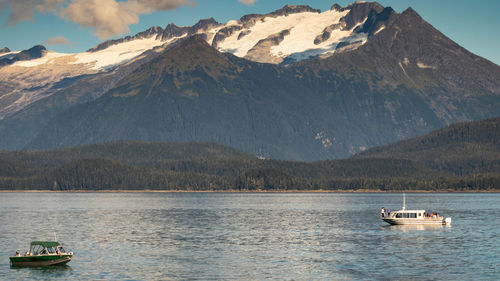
left=1, top=189, right=499, bottom=193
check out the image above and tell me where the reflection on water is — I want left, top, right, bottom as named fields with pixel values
left=0, top=192, right=499, bottom=280
left=9, top=265, right=73, bottom=279
left=10, top=265, right=72, bottom=271
left=381, top=224, right=449, bottom=232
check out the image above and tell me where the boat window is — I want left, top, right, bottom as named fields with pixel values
left=30, top=245, right=43, bottom=255
left=418, top=213, right=422, bottom=217
left=395, top=213, right=402, bottom=218
left=409, top=213, right=417, bottom=218
left=403, top=213, right=409, bottom=218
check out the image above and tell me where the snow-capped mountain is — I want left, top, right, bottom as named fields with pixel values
left=84, top=3, right=381, bottom=67
left=1, top=1, right=499, bottom=160
left=0, top=2, right=383, bottom=119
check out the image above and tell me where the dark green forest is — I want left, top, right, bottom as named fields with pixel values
left=1, top=117, right=499, bottom=191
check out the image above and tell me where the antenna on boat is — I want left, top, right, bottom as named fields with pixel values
left=54, top=232, right=57, bottom=242
left=402, top=192, right=406, bottom=210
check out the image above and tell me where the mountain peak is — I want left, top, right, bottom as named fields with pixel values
left=330, top=4, right=342, bottom=11
left=403, top=7, right=417, bottom=14
left=18, top=45, right=46, bottom=59
left=161, top=23, right=186, bottom=39
left=193, top=17, right=220, bottom=29
left=346, top=1, right=384, bottom=11
left=139, top=26, right=163, bottom=36
left=138, top=34, right=229, bottom=72
left=271, top=4, right=321, bottom=16
left=400, top=7, right=423, bottom=22
left=0, top=45, right=46, bottom=67
left=87, top=26, right=164, bottom=52
left=176, top=34, right=209, bottom=48
left=339, top=1, right=385, bottom=31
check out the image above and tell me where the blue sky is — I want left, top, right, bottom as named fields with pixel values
left=1, top=0, right=499, bottom=65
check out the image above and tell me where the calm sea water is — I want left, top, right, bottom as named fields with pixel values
left=0, top=192, right=498, bottom=280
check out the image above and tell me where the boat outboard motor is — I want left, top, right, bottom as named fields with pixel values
left=445, top=217, right=452, bottom=225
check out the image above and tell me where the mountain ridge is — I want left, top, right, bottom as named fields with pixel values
left=1, top=1, right=499, bottom=161
left=0, top=1, right=384, bottom=122
left=26, top=25, right=500, bottom=160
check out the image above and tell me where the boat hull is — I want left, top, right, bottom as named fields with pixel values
left=10, top=254, right=72, bottom=267
left=382, top=218, right=445, bottom=225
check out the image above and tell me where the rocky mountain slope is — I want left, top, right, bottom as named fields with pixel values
left=0, top=2, right=380, bottom=120
left=1, top=1, right=500, bottom=161
left=27, top=13, right=500, bottom=160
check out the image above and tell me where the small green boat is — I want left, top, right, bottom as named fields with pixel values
left=10, top=241, right=73, bottom=266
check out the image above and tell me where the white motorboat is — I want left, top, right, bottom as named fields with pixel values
left=381, top=193, right=451, bottom=225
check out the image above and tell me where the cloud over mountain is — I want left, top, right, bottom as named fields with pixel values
left=61, top=0, right=195, bottom=39
left=1, top=0, right=65, bottom=25
left=43, top=35, right=73, bottom=46
left=0, top=0, right=195, bottom=38
left=238, top=0, right=257, bottom=6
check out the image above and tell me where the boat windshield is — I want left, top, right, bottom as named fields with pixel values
left=29, top=244, right=45, bottom=255
left=29, top=241, right=64, bottom=255
left=30, top=245, right=65, bottom=254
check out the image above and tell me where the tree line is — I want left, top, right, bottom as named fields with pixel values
left=0, top=141, right=498, bottom=191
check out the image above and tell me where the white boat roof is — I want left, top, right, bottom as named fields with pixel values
left=391, top=209, right=426, bottom=213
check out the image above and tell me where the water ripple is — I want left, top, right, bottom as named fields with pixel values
left=0, top=192, right=499, bottom=280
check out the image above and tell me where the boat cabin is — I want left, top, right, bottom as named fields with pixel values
left=391, top=210, right=426, bottom=219
left=27, top=241, right=67, bottom=255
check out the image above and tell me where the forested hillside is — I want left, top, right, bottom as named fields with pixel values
left=356, top=117, right=500, bottom=175
left=1, top=132, right=499, bottom=191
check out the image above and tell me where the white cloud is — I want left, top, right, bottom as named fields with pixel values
left=60, top=0, right=196, bottom=39
left=1, top=0, right=65, bottom=25
left=1, top=0, right=195, bottom=38
left=238, top=0, right=257, bottom=6
left=60, top=0, right=141, bottom=39
left=43, top=35, right=73, bottom=46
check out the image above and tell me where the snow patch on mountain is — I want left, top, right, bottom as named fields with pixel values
left=72, top=36, right=169, bottom=70
left=214, top=8, right=360, bottom=63
left=417, top=62, right=436, bottom=69
left=0, top=51, right=20, bottom=60
left=270, top=9, right=349, bottom=58
left=14, top=52, right=67, bottom=67
left=11, top=36, right=173, bottom=71
left=216, top=10, right=345, bottom=57
left=374, top=25, right=385, bottom=35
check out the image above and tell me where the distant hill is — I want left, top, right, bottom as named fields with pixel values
left=355, top=117, right=500, bottom=175
left=0, top=141, right=254, bottom=173
left=1, top=139, right=498, bottom=191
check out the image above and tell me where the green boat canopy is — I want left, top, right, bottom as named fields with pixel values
left=30, top=241, right=61, bottom=248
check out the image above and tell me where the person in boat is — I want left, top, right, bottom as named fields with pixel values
left=381, top=207, right=386, bottom=217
